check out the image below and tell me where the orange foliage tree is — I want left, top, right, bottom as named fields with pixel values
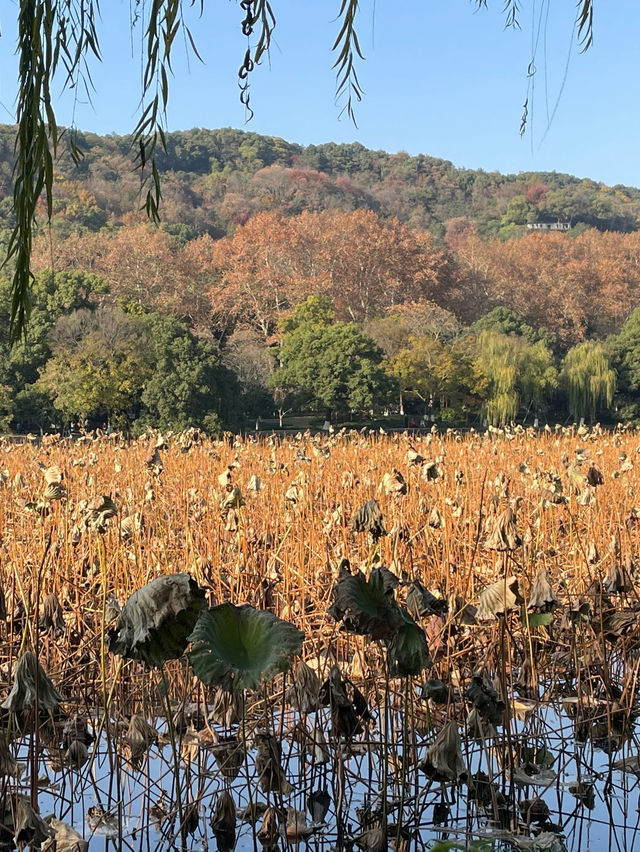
left=210, top=209, right=460, bottom=338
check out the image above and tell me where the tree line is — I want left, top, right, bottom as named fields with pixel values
left=3, top=262, right=640, bottom=434
left=0, top=135, right=637, bottom=433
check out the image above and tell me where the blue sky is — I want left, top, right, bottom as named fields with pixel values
left=0, top=1, right=638, bottom=186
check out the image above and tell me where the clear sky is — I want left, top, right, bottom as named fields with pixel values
left=0, top=1, right=638, bottom=187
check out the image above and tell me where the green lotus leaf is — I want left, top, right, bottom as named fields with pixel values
left=387, top=610, right=431, bottom=677
left=328, top=567, right=402, bottom=641
left=188, top=603, right=304, bottom=691
left=108, top=573, right=206, bottom=668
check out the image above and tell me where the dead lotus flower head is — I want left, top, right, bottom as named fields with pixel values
left=484, top=506, right=521, bottom=551
left=2, top=651, right=64, bottom=713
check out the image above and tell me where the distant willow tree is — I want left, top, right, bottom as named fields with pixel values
left=475, top=331, right=557, bottom=426
left=561, top=341, right=615, bottom=423
left=7, top=0, right=595, bottom=339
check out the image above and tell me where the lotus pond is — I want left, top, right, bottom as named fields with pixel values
left=2, top=426, right=640, bottom=852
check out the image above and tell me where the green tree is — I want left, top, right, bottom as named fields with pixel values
left=561, top=340, right=615, bottom=423
left=279, top=294, right=335, bottom=334
left=500, top=194, right=536, bottom=227
left=139, top=314, right=241, bottom=434
left=39, top=306, right=150, bottom=427
left=606, top=309, right=640, bottom=419
left=472, top=307, right=556, bottom=350
left=271, top=319, right=395, bottom=420
left=0, top=384, right=12, bottom=433
left=0, top=269, right=108, bottom=429
left=388, top=334, right=481, bottom=420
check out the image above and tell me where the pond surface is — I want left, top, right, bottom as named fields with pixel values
left=15, top=689, right=640, bottom=852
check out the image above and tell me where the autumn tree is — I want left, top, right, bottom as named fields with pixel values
left=39, top=306, right=151, bottom=427
left=0, top=0, right=602, bottom=339
left=211, top=210, right=459, bottom=338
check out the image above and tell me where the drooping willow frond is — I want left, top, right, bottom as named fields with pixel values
left=9, top=0, right=101, bottom=342
left=576, top=0, right=594, bottom=50
left=237, top=0, right=277, bottom=119
left=502, top=0, right=521, bottom=30
left=333, top=0, right=365, bottom=124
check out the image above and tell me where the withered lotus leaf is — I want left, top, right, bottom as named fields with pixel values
left=465, top=673, right=505, bottom=728
left=11, top=796, right=54, bottom=849
left=307, top=789, right=331, bottom=824
left=319, top=665, right=371, bottom=739
left=528, top=567, right=559, bottom=612
left=355, top=825, right=387, bottom=852
left=484, top=507, right=521, bottom=551
left=64, top=740, right=89, bottom=769
left=387, top=610, right=431, bottom=677
left=286, top=662, right=321, bottom=714
left=2, top=651, right=64, bottom=712
left=210, top=687, right=242, bottom=727
left=43, top=481, right=67, bottom=502
left=477, top=576, right=522, bottom=620
left=380, top=469, right=407, bottom=496
left=351, top=499, right=387, bottom=540
left=419, top=720, right=467, bottom=782
left=40, top=592, right=65, bottom=635
left=210, top=790, right=236, bottom=852
left=0, top=733, right=17, bottom=778
left=87, top=494, right=118, bottom=531
left=108, top=573, right=206, bottom=668
left=586, top=464, right=604, bottom=487
left=42, top=818, right=89, bottom=852
left=421, top=680, right=449, bottom=704
left=406, top=580, right=448, bottom=619
left=328, top=566, right=402, bottom=640
left=257, top=806, right=280, bottom=849
left=210, top=736, right=245, bottom=781
left=254, top=731, right=292, bottom=794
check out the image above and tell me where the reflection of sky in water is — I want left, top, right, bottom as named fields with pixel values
left=15, top=698, right=640, bottom=852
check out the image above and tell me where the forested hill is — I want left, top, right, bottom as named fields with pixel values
left=4, top=123, right=640, bottom=436
left=0, top=124, right=638, bottom=239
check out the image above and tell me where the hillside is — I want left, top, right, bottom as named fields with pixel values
left=1, top=124, right=640, bottom=434
left=0, top=125, right=638, bottom=241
